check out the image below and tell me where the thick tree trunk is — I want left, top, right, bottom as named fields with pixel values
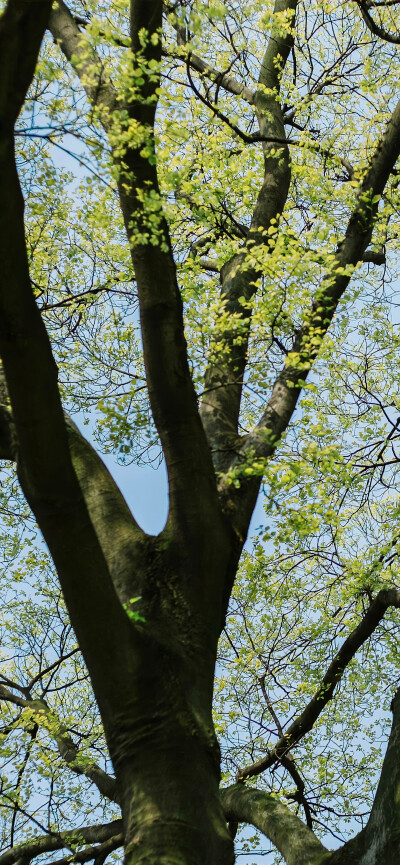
left=114, top=731, right=233, bottom=865
left=104, top=636, right=234, bottom=865
left=87, top=530, right=237, bottom=865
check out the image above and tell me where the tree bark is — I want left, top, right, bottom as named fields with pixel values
left=98, top=560, right=235, bottom=865
left=113, top=712, right=233, bottom=865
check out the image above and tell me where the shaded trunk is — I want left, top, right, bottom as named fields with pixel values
left=92, top=532, right=238, bottom=865
left=114, top=727, right=233, bottom=865
left=103, top=633, right=234, bottom=865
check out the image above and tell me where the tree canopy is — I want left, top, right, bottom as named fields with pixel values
left=1, top=1, right=400, bottom=864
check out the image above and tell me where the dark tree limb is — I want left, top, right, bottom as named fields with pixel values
left=0, top=0, right=52, bottom=128
left=280, top=755, right=314, bottom=829
left=0, top=0, right=136, bottom=727
left=355, top=0, right=400, bottom=43
left=362, top=248, right=386, bottom=264
left=237, top=588, right=400, bottom=780
left=49, top=1, right=225, bottom=555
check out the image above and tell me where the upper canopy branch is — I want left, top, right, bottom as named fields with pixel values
left=355, top=0, right=400, bottom=43
left=199, top=0, right=297, bottom=472
left=232, top=96, right=400, bottom=535
left=50, top=1, right=223, bottom=540
left=164, top=38, right=255, bottom=105
left=49, top=1, right=118, bottom=116
left=185, top=60, right=295, bottom=147
left=237, top=588, right=400, bottom=781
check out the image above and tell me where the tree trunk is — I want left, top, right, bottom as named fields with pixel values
left=103, top=631, right=234, bottom=865
left=114, top=730, right=233, bottom=865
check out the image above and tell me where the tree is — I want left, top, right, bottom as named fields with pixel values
left=1, top=0, right=400, bottom=863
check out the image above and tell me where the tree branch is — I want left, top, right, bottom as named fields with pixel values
left=0, top=819, right=123, bottom=865
left=323, top=687, right=400, bottom=864
left=355, top=0, right=400, bottom=44
left=220, top=785, right=327, bottom=865
left=0, top=1, right=135, bottom=722
left=49, top=1, right=224, bottom=547
left=199, top=0, right=297, bottom=473
left=237, top=588, right=400, bottom=781
left=49, top=1, right=117, bottom=116
left=259, top=676, right=313, bottom=827
left=45, top=834, right=123, bottom=865
left=164, top=36, right=255, bottom=106
left=231, top=96, right=400, bottom=537
left=64, top=416, right=148, bottom=602
left=0, top=383, right=147, bottom=603
left=0, top=685, right=118, bottom=803
left=362, top=247, right=386, bottom=264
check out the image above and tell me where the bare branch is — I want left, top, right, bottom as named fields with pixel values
left=0, top=820, right=122, bottom=865
left=26, top=649, right=80, bottom=692
left=0, top=686, right=118, bottom=803
left=44, top=834, right=123, bottom=865
left=65, top=416, right=146, bottom=603
left=199, top=0, right=297, bottom=472
left=237, top=588, right=400, bottom=781
left=280, top=755, right=314, bottom=829
left=163, top=41, right=255, bottom=105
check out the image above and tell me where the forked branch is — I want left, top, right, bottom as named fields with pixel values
left=237, top=588, right=400, bottom=780
left=50, top=0, right=222, bottom=534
